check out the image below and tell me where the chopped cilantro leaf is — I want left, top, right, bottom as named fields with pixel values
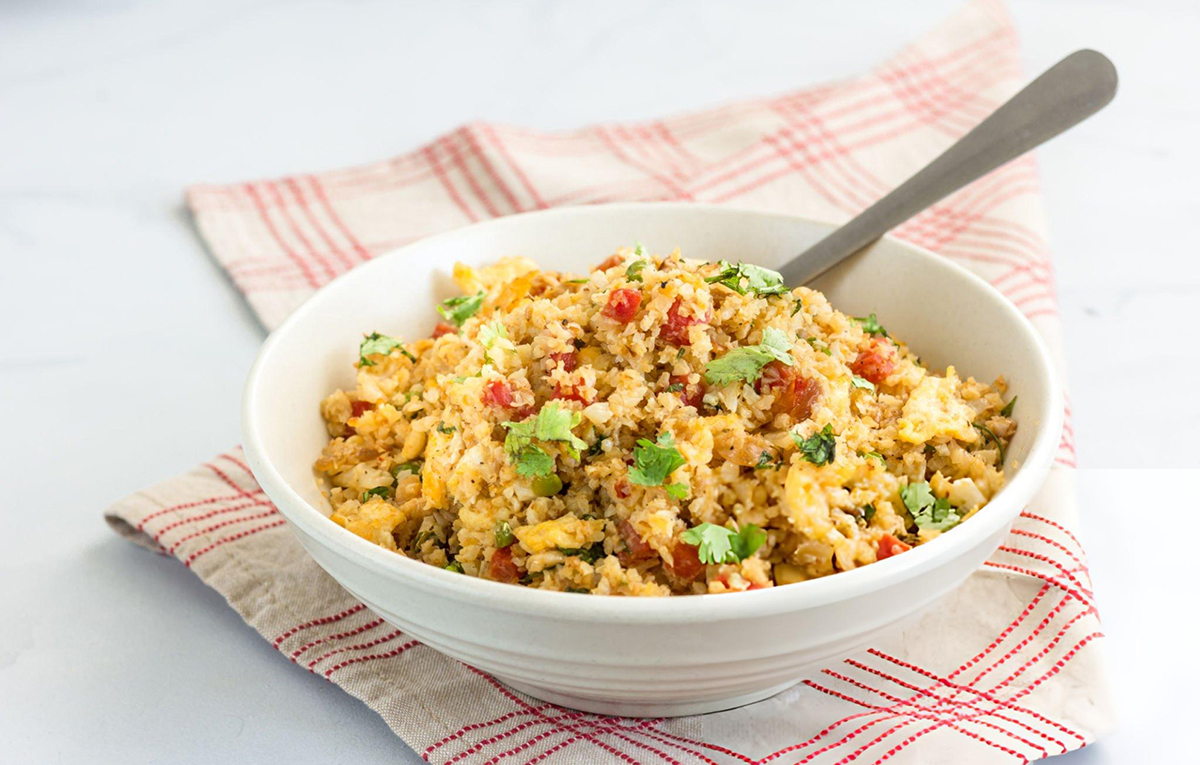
left=858, top=450, right=885, bottom=465
left=628, top=432, right=687, bottom=493
left=791, top=298, right=804, bottom=316
left=862, top=504, right=877, bottom=522
left=359, top=332, right=415, bottom=366
left=633, top=243, right=646, bottom=258
left=565, top=278, right=590, bottom=284
left=360, top=486, right=391, bottom=503
left=792, top=424, right=836, bottom=466
left=853, top=312, right=888, bottom=337
left=755, top=449, right=783, bottom=470
left=436, top=422, right=456, bottom=434
left=666, top=382, right=684, bottom=393
left=703, top=328, right=794, bottom=387
left=437, top=290, right=486, bottom=327
left=587, top=437, right=606, bottom=457
left=973, top=422, right=1006, bottom=465
left=900, top=481, right=961, bottom=532
left=805, top=337, right=833, bottom=356
left=391, top=460, right=423, bottom=478
left=501, top=403, right=588, bottom=477
left=558, top=544, right=604, bottom=564
left=444, top=561, right=464, bottom=573
left=1000, top=396, right=1018, bottom=418
left=850, top=375, right=876, bottom=392
left=680, top=523, right=766, bottom=564
left=532, top=403, right=588, bottom=456
left=625, top=260, right=648, bottom=282
left=705, top=261, right=788, bottom=297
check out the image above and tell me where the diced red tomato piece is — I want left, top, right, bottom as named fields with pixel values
left=668, top=375, right=706, bottom=409
left=432, top=322, right=458, bottom=339
left=850, top=337, right=897, bottom=386
left=549, top=351, right=578, bottom=372
left=666, top=541, right=706, bottom=582
left=660, top=299, right=709, bottom=347
left=756, top=361, right=820, bottom=422
left=490, top=546, right=521, bottom=583
left=602, top=288, right=642, bottom=323
left=876, top=534, right=912, bottom=560
left=514, top=404, right=537, bottom=420
left=594, top=254, right=624, bottom=272
left=551, top=382, right=589, bottom=404
left=617, top=521, right=656, bottom=566
left=613, top=479, right=631, bottom=500
left=349, top=400, right=374, bottom=419
left=482, top=381, right=514, bottom=408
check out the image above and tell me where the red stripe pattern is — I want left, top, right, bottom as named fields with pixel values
left=107, top=1, right=1108, bottom=761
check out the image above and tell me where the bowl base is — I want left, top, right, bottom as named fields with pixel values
left=495, top=676, right=802, bottom=718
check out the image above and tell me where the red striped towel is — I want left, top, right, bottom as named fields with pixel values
left=105, top=1, right=1113, bottom=761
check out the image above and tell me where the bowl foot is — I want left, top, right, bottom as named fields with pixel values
left=495, top=676, right=802, bottom=718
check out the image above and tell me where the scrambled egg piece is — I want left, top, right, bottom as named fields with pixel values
left=514, top=514, right=605, bottom=553
left=897, top=367, right=977, bottom=443
left=332, top=498, right=406, bottom=550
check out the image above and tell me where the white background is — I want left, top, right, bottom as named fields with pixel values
left=2, top=1, right=1198, bottom=762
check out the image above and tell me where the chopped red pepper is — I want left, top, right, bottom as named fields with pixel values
left=349, top=400, right=374, bottom=419
left=489, top=546, right=521, bottom=583
left=613, top=478, right=631, bottom=500
left=551, top=382, right=589, bottom=404
left=660, top=298, right=708, bottom=347
left=482, top=380, right=514, bottom=408
left=602, top=288, right=642, bottom=323
left=877, top=534, right=912, bottom=560
left=757, top=361, right=820, bottom=422
left=549, top=351, right=578, bottom=372
left=432, top=322, right=458, bottom=339
left=851, top=337, right=897, bottom=386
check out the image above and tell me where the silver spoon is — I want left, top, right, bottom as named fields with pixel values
left=777, top=49, right=1118, bottom=286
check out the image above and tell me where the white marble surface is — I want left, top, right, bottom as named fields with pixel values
left=2, top=1, right=1197, bottom=762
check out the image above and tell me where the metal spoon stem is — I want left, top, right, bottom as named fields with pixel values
left=778, top=49, right=1118, bottom=286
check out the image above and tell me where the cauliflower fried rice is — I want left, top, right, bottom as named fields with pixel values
left=315, top=247, right=1015, bottom=596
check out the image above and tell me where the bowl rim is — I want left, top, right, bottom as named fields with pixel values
left=242, top=202, right=1064, bottom=623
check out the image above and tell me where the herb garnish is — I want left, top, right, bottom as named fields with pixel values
left=703, top=328, right=794, bottom=387
left=437, top=290, right=486, bottom=327
left=502, top=403, right=589, bottom=477
left=791, top=424, right=836, bottom=466
left=900, top=481, right=961, bottom=532
left=444, top=561, right=464, bottom=573
left=436, top=422, right=456, bottom=434
left=973, top=422, right=1006, bottom=464
left=359, top=332, right=415, bottom=366
left=391, top=460, right=423, bottom=478
left=558, top=544, right=604, bottom=564
left=625, top=259, right=648, bottom=282
left=705, top=261, right=789, bottom=296
left=862, top=504, right=877, bottom=522
left=805, top=337, right=833, bottom=356
left=666, top=382, right=684, bottom=393
left=850, top=375, right=876, bottom=392
left=628, top=431, right=688, bottom=499
left=1000, top=397, right=1018, bottom=417
left=680, top=523, right=766, bottom=565
left=754, top=449, right=784, bottom=470
left=360, top=486, right=391, bottom=503
left=853, top=312, right=888, bottom=337
left=859, top=450, right=885, bottom=465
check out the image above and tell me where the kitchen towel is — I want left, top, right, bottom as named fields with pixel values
left=105, top=1, right=1114, bottom=761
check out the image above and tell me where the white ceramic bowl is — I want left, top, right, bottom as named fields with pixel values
left=242, top=203, right=1062, bottom=717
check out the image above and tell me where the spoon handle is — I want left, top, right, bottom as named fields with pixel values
left=778, top=49, right=1117, bottom=286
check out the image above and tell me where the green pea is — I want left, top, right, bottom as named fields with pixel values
left=531, top=473, right=563, bottom=497
left=494, top=520, right=514, bottom=548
